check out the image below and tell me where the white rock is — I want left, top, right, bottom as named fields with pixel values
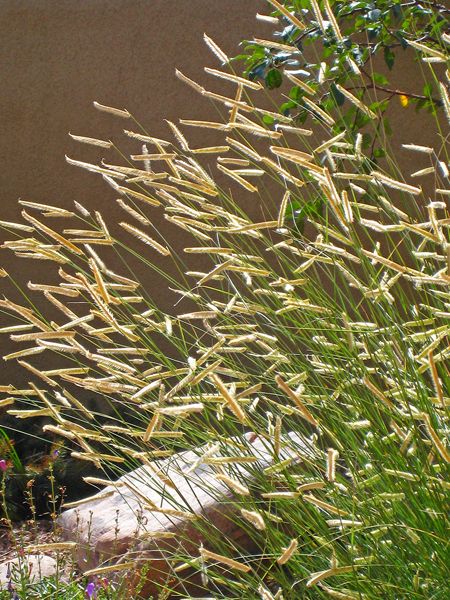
left=0, top=554, right=58, bottom=589
left=59, top=431, right=317, bottom=595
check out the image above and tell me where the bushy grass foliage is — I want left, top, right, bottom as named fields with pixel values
left=0, top=1, right=449, bottom=598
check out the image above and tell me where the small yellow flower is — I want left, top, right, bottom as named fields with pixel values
left=399, top=94, right=409, bottom=107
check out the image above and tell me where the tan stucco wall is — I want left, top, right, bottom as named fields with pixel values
left=0, top=0, right=271, bottom=385
left=0, top=1, right=444, bottom=388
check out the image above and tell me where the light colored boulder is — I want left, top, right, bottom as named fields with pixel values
left=59, top=431, right=316, bottom=594
left=0, top=554, right=58, bottom=589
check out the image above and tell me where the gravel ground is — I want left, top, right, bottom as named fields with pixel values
left=0, top=520, right=55, bottom=563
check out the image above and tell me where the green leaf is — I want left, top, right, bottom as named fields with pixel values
left=354, top=112, right=372, bottom=129
left=368, top=9, right=382, bottom=22
left=373, top=72, right=389, bottom=86
left=330, top=83, right=346, bottom=106
left=265, top=68, right=283, bottom=89
left=248, top=61, right=268, bottom=81
left=322, top=98, right=336, bottom=114
left=262, top=115, right=275, bottom=126
left=369, top=100, right=389, bottom=114
left=289, top=196, right=324, bottom=232
left=415, top=98, right=427, bottom=112
left=289, top=85, right=304, bottom=101
left=374, top=147, right=386, bottom=158
left=392, top=4, right=402, bottom=19
left=295, top=109, right=308, bottom=124
left=297, top=196, right=324, bottom=220
left=280, top=101, right=297, bottom=115
left=423, top=82, right=433, bottom=97
left=368, top=26, right=381, bottom=41
left=230, top=54, right=249, bottom=62
left=384, top=46, right=395, bottom=70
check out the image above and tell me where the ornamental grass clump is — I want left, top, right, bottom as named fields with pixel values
left=0, top=2, right=449, bottom=598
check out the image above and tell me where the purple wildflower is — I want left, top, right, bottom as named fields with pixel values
left=85, top=581, right=97, bottom=599
left=0, top=459, right=8, bottom=472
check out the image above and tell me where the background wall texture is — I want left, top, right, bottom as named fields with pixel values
left=1, top=0, right=267, bottom=219
left=0, top=0, right=270, bottom=384
left=0, top=0, right=443, bottom=386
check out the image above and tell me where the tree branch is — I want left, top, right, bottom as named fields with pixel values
left=349, top=83, right=442, bottom=106
left=359, top=68, right=443, bottom=106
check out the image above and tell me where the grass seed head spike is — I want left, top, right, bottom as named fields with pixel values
left=120, top=222, right=171, bottom=256
left=210, top=373, right=248, bottom=424
left=323, top=0, right=343, bottom=40
left=215, top=473, right=250, bottom=495
left=310, top=0, right=325, bottom=33
left=266, top=0, right=305, bottom=30
left=335, top=84, right=377, bottom=119
left=69, top=133, right=112, bottom=148
left=408, top=39, right=447, bottom=60
left=252, top=38, right=298, bottom=53
left=277, top=538, right=298, bottom=565
left=93, top=101, right=131, bottom=118
left=439, top=82, right=450, bottom=124
left=303, top=96, right=335, bottom=125
left=327, top=448, right=339, bottom=482
left=275, top=375, right=319, bottom=427
left=256, top=12, right=279, bottom=24
left=205, top=67, right=262, bottom=90
left=200, top=547, right=252, bottom=573
left=18, top=200, right=75, bottom=217
left=240, top=508, right=266, bottom=530
left=203, top=33, right=229, bottom=64
left=283, top=71, right=316, bottom=96
left=175, top=69, right=205, bottom=93
left=229, top=82, right=244, bottom=124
